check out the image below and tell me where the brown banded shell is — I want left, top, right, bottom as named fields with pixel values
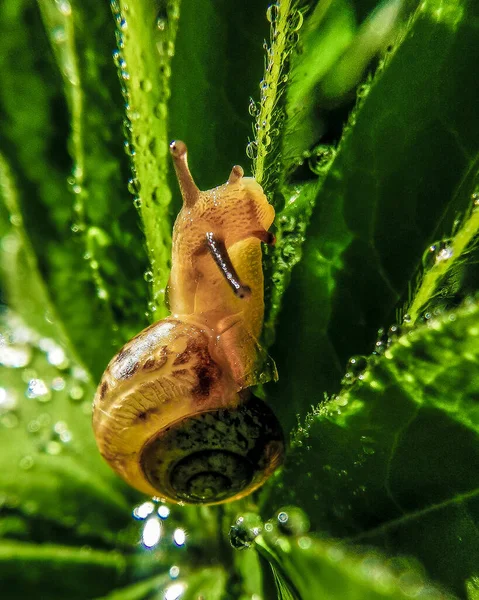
left=93, top=317, right=284, bottom=504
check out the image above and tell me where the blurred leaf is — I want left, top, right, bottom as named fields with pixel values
left=0, top=311, right=135, bottom=543
left=262, top=300, right=479, bottom=595
left=256, top=527, right=455, bottom=599
left=0, top=541, right=130, bottom=600
left=283, top=0, right=356, bottom=167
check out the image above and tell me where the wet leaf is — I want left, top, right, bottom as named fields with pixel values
left=271, top=0, right=479, bottom=430
left=256, top=526, right=455, bottom=600
left=262, top=301, right=479, bottom=596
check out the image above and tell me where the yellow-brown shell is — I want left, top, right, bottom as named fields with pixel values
left=93, top=317, right=283, bottom=504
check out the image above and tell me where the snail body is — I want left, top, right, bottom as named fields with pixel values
left=92, top=141, right=283, bottom=504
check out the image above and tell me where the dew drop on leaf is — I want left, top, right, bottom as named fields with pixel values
left=229, top=512, right=263, bottom=550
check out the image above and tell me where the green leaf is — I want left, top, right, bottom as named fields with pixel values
left=255, top=527, right=455, bottom=600
left=0, top=311, right=136, bottom=544
left=0, top=0, right=153, bottom=380
left=168, top=0, right=269, bottom=193
left=283, top=0, right=356, bottom=168
left=108, top=0, right=179, bottom=313
left=262, top=300, right=479, bottom=596
left=0, top=541, right=130, bottom=600
left=270, top=0, right=479, bottom=431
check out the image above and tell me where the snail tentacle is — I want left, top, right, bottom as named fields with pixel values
left=205, top=231, right=252, bottom=300
left=169, top=140, right=199, bottom=207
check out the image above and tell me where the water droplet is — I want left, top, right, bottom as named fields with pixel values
left=403, top=313, right=411, bottom=324
left=133, top=501, right=155, bottom=520
left=0, top=344, right=32, bottom=368
left=248, top=97, right=258, bottom=117
left=154, top=103, right=167, bottom=119
left=112, top=50, right=122, bottom=67
left=229, top=513, right=263, bottom=549
left=276, top=507, right=310, bottom=536
left=27, top=379, right=51, bottom=402
left=346, top=355, right=368, bottom=376
left=422, top=239, right=453, bottom=268
left=157, top=17, right=167, bottom=31
left=142, top=517, right=162, bottom=548
left=27, top=419, right=41, bottom=434
left=387, top=324, right=401, bottom=345
left=164, top=582, right=186, bottom=600
left=53, top=421, right=72, bottom=443
left=173, top=528, right=186, bottom=547
left=169, top=565, right=180, bottom=579
left=51, top=377, right=66, bottom=391
left=266, top=3, right=280, bottom=24
left=133, top=197, right=142, bottom=210
left=289, top=10, right=304, bottom=32
left=373, top=328, right=388, bottom=356
left=0, top=388, right=17, bottom=412
left=356, top=83, right=370, bottom=99
left=19, top=455, right=34, bottom=470
left=287, top=31, right=300, bottom=46
left=158, top=504, right=170, bottom=519
left=72, top=366, right=89, bottom=382
left=69, top=385, right=84, bottom=401
left=56, top=0, right=71, bottom=16
left=127, top=178, right=141, bottom=195
left=246, top=141, right=258, bottom=160
left=124, top=141, right=135, bottom=156
left=47, top=346, right=69, bottom=369
left=45, top=441, right=62, bottom=455
left=1, top=413, right=19, bottom=428
left=308, top=145, right=336, bottom=176
left=52, top=26, right=66, bottom=44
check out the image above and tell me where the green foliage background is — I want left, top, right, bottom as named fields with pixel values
left=1, top=0, right=479, bottom=598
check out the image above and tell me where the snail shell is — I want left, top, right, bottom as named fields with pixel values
left=92, top=141, right=283, bottom=504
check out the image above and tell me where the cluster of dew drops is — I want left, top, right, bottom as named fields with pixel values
left=110, top=0, right=178, bottom=212
left=246, top=3, right=304, bottom=162
left=132, top=498, right=189, bottom=600
left=0, top=310, right=90, bottom=476
left=229, top=506, right=310, bottom=551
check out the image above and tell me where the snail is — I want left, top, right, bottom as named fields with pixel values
left=92, top=141, right=284, bottom=504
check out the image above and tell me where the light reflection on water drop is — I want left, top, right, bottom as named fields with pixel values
left=47, top=346, right=69, bottom=369
left=173, top=527, right=186, bottom=546
left=164, top=582, right=186, bottom=600
left=142, top=517, right=162, bottom=548
left=68, top=384, right=84, bottom=401
left=0, top=344, right=32, bottom=368
left=169, top=565, right=179, bottom=579
left=0, top=387, right=17, bottom=412
left=158, top=504, right=170, bottom=519
left=51, top=377, right=66, bottom=391
left=133, top=501, right=155, bottom=520
left=27, top=378, right=51, bottom=402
